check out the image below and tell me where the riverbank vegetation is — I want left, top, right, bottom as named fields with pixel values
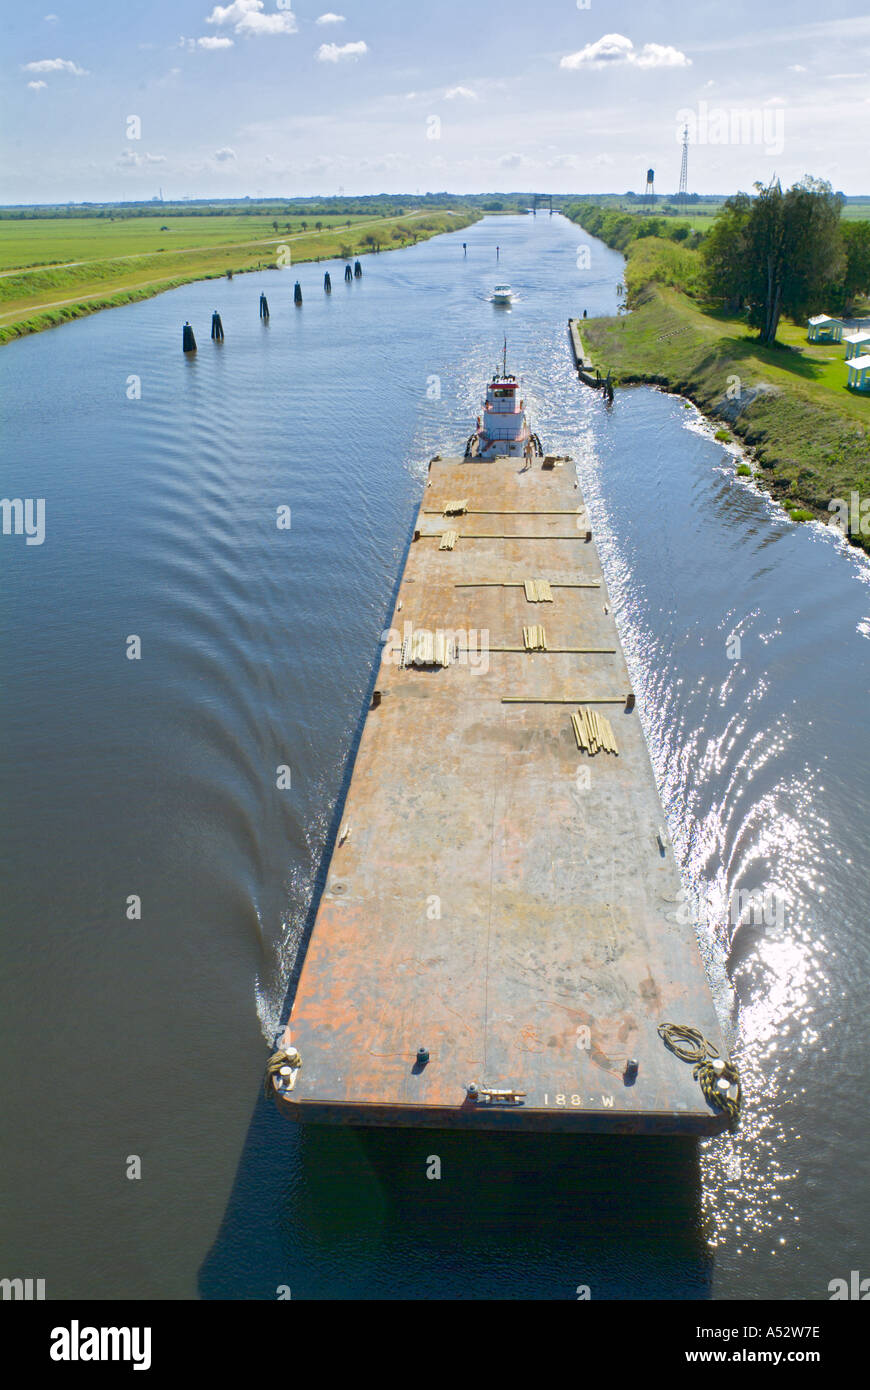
left=0, top=204, right=480, bottom=345
left=567, top=184, right=870, bottom=551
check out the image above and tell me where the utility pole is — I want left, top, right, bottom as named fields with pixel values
left=678, top=126, right=688, bottom=204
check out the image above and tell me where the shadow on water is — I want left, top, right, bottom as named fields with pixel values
left=199, top=1095, right=711, bottom=1300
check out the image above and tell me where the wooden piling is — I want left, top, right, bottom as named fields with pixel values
left=211, top=311, right=224, bottom=341
left=259, top=293, right=270, bottom=320
left=182, top=322, right=197, bottom=353
left=294, top=281, right=303, bottom=306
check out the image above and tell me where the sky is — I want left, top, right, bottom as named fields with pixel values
left=2, top=0, right=869, bottom=204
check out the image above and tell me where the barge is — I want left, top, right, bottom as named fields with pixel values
left=270, top=356, right=732, bottom=1134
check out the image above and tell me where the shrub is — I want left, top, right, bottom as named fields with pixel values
left=736, top=463, right=751, bottom=476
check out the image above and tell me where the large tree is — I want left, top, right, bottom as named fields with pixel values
left=704, top=178, right=845, bottom=344
left=742, top=177, right=844, bottom=344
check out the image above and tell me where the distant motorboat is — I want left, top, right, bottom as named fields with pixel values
left=492, top=284, right=514, bottom=304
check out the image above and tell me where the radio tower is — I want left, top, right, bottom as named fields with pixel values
left=678, top=124, right=689, bottom=204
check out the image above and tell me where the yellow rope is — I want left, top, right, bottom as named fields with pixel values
left=657, top=1022, right=742, bottom=1126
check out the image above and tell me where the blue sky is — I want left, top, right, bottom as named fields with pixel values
left=3, top=1, right=869, bottom=203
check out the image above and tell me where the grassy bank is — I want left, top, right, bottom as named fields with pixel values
left=0, top=208, right=479, bottom=345
left=569, top=211, right=870, bottom=551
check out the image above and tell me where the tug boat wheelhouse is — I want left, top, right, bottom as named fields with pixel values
left=465, top=343, right=543, bottom=460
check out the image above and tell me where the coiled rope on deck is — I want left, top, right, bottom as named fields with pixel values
left=657, top=1023, right=742, bottom=1126
left=264, top=1048, right=301, bottom=1098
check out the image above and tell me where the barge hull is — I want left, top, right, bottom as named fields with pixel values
left=276, top=453, right=728, bottom=1136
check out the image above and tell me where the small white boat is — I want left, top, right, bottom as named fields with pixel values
left=492, top=284, right=514, bottom=304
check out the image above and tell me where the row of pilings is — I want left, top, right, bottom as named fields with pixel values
left=183, top=262, right=364, bottom=350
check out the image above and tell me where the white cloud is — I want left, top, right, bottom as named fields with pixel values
left=560, top=33, right=633, bottom=68
left=316, top=40, right=367, bottom=62
left=497, top=152, right=527, bottom=168
left=634, top=42, right=691, bottom=70
left=316, top=11, right=345, bottom=22
left=28, top=80, right=47, bottom=90
left=43, top=13, right=58, bottom=22
left=213, top=146, right=236, bottom=161
left=788, top=64, right=808, bottom=73
left=445, top=85, right=478, bottom=100
left=560, top=33, right=690, bottom=70
left=22, top=57, right=88, bottom=75
left=206, top=1, right=297, bottom=36
left=181, top=35, right=235, bottom=49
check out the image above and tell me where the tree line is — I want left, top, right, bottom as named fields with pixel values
left=570, top=181, right=870, bottom=347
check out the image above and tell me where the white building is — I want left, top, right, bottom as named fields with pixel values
left=844, top=330, right=870, bottom=360
left=807, top=314, right=844, bottom=343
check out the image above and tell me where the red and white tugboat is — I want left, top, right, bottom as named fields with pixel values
left=465, top=340, right=543, bottom=460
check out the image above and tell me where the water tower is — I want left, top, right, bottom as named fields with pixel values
left=644, top=168, right=655, bottom=206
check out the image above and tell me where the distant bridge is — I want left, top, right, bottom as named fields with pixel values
left=530, top=194, right=562, bottom=215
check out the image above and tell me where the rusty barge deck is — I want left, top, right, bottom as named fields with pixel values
left=274, top=451, right=728, bottom=1134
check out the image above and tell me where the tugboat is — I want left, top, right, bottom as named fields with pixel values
left=465, top=340, right=543, bottom=460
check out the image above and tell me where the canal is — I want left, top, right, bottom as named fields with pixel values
left=1, top=212, right=867, bottom=1299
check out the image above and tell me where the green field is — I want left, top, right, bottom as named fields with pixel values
left=0, top=213, right=376, bottom=271
left=0, top=208, right=479, bottom=344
